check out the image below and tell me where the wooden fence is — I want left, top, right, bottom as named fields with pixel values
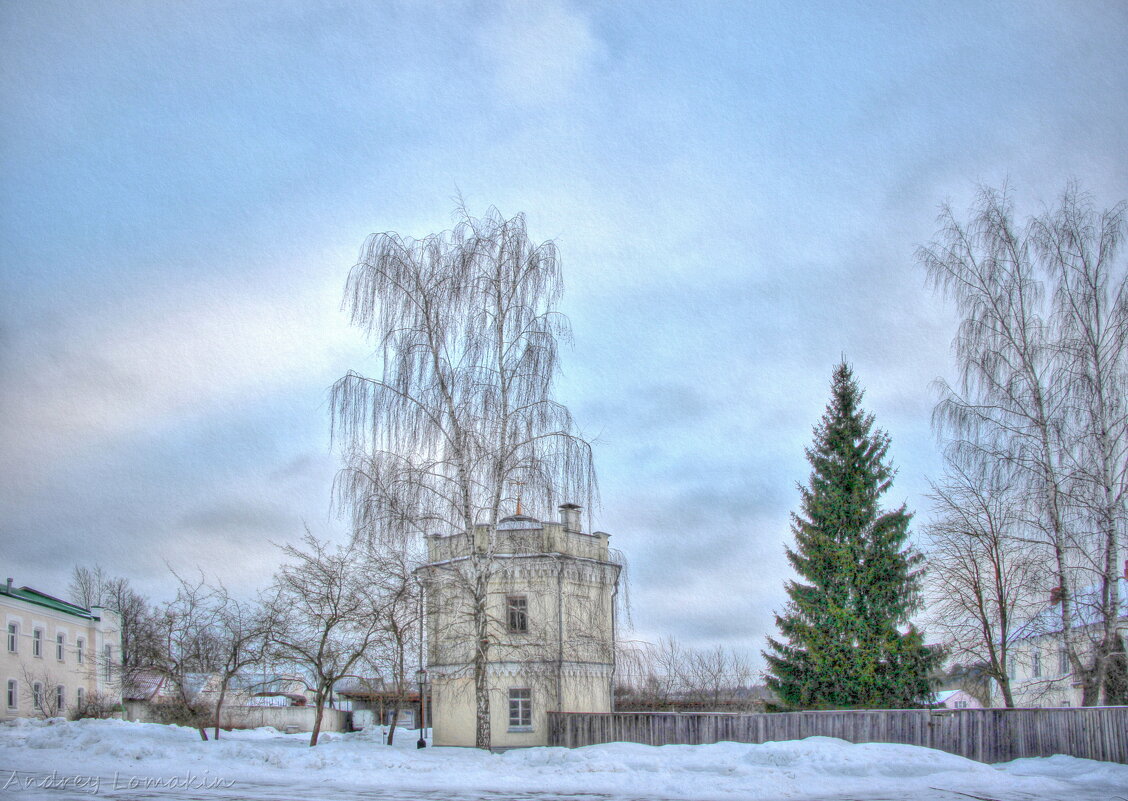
left=547, top=707, right=1128, bottom=764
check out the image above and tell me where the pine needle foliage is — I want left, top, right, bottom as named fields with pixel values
left=764, top=363, right=938, bottom=709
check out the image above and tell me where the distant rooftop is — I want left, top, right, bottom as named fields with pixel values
left=0, top=580, right=98, bottom=620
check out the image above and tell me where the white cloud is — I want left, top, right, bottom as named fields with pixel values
left=475, top=0, right=602, bottom=105
left=0, top=258, right=366, bottom=488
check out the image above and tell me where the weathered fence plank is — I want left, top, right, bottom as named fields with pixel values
left=547, top=708, right=1128, bottom=764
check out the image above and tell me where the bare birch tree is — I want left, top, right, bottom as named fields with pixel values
left=1035, top=190, right=1128, bottom=702
left=923, top=460, right=1043, bottom=706
left=331, top=207, right=596, bottom=749
left=919, top=183, right=1128, bottom=704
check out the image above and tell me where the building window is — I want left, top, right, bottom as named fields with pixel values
left=1059, top=648, right=1069, bottom=675
left=32, top=682, right=43, bottom=711
left=6, top=680, right=16, bottom=709
left=103, top=645, right=112, bottom=681
left=55, top=685, right=65, bottom=712
left=76, top=687, right=85, bottom=711
left=32, top=628, right=42, bottom=658
left=507, top=596, right=528, bottom=633
left=1061, top=700, right=1071, bottom=707
left=954, top=700, right=967, bottom=708
left=1032, top=650, right=1042, bottom=678
left=77, top=638, right=85, bottom=664
left=6, top=623, right=16, bottom=653
left=508, top=687, right=532, bottom=730
left=56, top=633, right=65, bottom=662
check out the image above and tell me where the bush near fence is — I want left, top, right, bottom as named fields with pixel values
left=548, top=707, right=1128, bottom=764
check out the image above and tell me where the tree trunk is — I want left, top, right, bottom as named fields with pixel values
left=474, top=566, right=491, bottom=750
left=179, top=684, right=208, bottom=741
left=310, top=688, right=327, bottom=747
left=387, top=699, right=399, bottom=745
left=1104, top=636, right=1128, bottom=704
left=213, top=685, right=228, bottom=740
left=997, top=672, right=1015, bottom=708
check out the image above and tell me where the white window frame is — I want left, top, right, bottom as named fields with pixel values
left=55, top=685, right=65, bottom=712
left=1032, top=650, right=1042, bottom=678
left=103, top=644, right=113, bottom=681
left=32, top=682, right=43, bottom=711
left=76, top=686, right=85, bottom=710
left=76, top=637, right=85, bottom=664
left=6, top=679, right=16, bottom=709
left=6, top=623, right=16, bottom=653
left=508, top=687, right=532, bottom=731
left=56, top=632, right=65, bottom=662
left=507, top=595, right=529, bottom=633
left=32, top=627, right=43, bottom=658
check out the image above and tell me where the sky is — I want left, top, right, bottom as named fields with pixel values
left=2, top=1, right=1126, bottom=668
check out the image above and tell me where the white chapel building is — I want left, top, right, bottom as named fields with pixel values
left=419, top=504, right=621, bottom=748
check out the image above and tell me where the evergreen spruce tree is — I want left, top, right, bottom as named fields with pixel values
left=763, top=363, right=938, bottom=709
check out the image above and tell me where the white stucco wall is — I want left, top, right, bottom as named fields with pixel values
left=2, top=587, right=122, bottom=720
left=422, top=513, right=620, bottom=748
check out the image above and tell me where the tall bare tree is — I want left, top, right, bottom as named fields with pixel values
left=1035, top=191, right=1128, bottom=702
left=331, top=207, right=596, bottom=749
left=923, top=460, right=1044, bottom=706
left=151, top=575, right=224, bottom=740
left=687, top=645, right=754, bottom=709
left=614, top=637, right=755, bottom=711
left=919, top=183, right=1128, bottom=704
left=358, top=529, right=421, bottom=746
left=269, top=533, right=387, bottom=747
left=205, top=586, right=275, bottom=740
left=69, top=565, right=108, bottom=610
left=69, top=565, right=162, bottom=674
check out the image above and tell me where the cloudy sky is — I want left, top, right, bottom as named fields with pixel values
left=2, top=1, right=1126, bottom=664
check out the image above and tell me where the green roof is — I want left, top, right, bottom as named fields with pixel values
left=1, top=584, right=97, bottom=620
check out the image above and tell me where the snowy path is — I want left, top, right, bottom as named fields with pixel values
left=0, top=767, right=1101, bottom=801
left=0, top=769, right=1093, bottom=801
left=2, top=719, right=1126, bottom=801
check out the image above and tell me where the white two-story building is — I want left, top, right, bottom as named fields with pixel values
left=1006, top=576, right=1128, bottom=708
left=2, top=578, right=122, bottom=720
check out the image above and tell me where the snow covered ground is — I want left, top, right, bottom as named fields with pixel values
left=1, top=719, right=1126, bottom=801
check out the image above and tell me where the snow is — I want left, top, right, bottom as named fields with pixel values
left=2, top=718, right=1127, bottom=800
